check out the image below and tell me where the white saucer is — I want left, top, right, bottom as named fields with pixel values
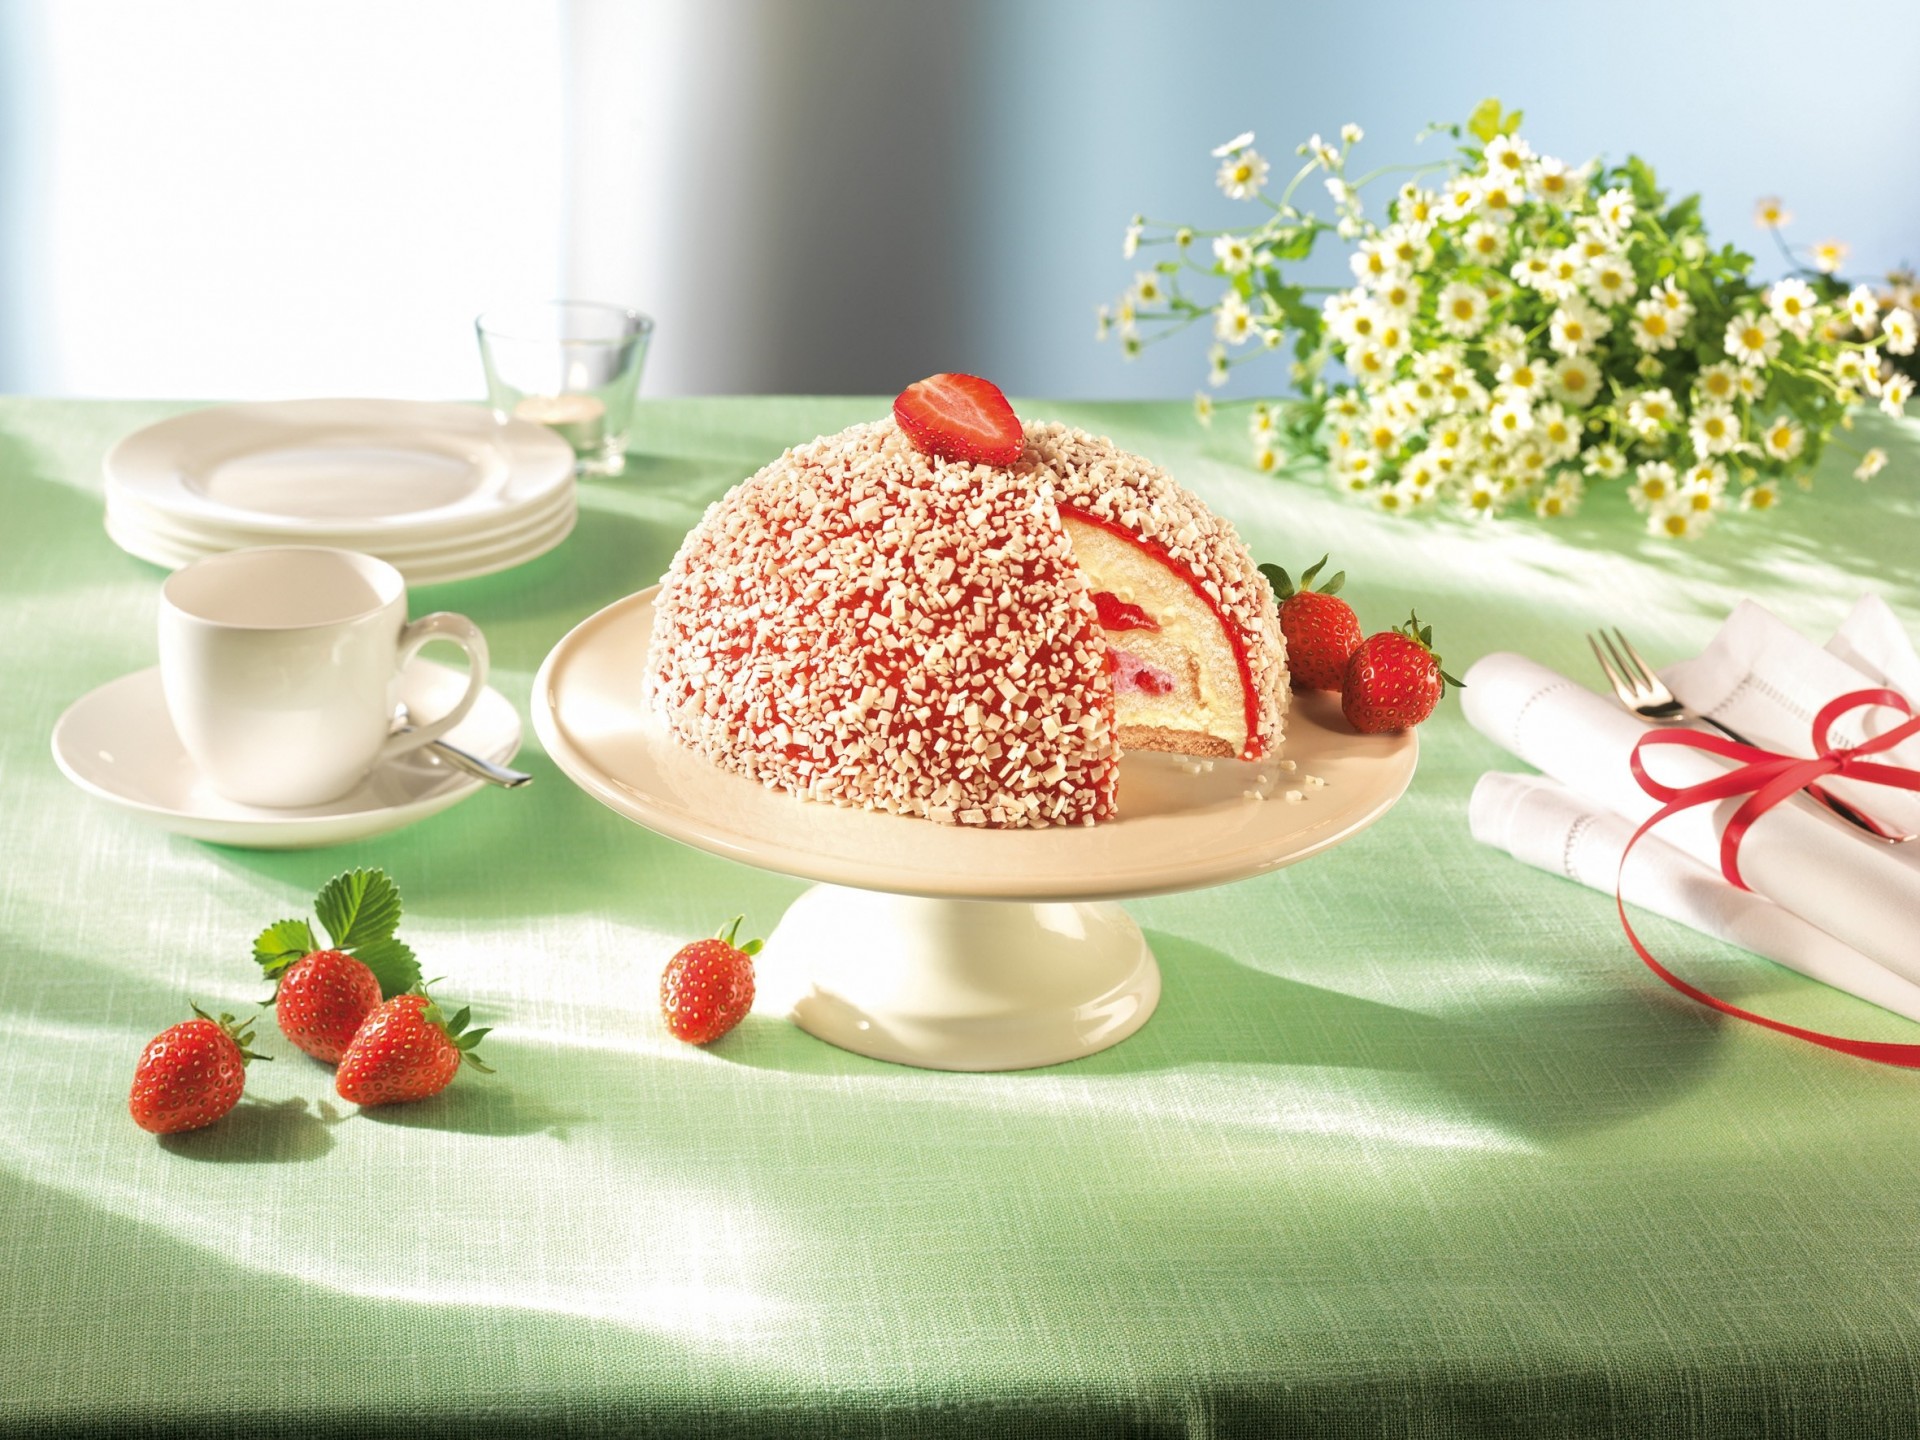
left=52, top=658, right=523, bottom=849
left=105, top=399, right=575, bottom=540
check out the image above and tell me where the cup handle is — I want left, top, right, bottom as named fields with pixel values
left=376, top=612, right=491, bottom=764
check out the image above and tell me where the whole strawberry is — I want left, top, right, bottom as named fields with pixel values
left=1260, top=556, right=1362, bottom=691
left=253, top=869, right=420, bottom=1063
left=661, top=916, right=761, bottom=1045
left=270, top=950, right=382, bottom=1064
left=1342, top=611, right=1463, bottom=734
left=335, top=990, right=491, bottom=1106
left=129, top=1005, right=269, bottom=1135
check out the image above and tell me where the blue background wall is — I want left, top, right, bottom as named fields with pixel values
left=2, top=0, right=1915, bottom=399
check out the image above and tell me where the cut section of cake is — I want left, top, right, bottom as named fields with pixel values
left=647, top=378, right=1287, bottom=828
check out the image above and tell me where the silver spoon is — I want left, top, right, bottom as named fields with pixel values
left=392, top=704, right=533, bottom=789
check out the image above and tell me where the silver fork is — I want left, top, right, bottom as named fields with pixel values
left=1588, top=628, right=1913, bottom=843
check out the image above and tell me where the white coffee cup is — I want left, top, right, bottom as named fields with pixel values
left=158, top=546, right=490, bottom=808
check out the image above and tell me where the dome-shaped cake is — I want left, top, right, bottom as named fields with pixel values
left=647, top=402, right=1287, bottom=828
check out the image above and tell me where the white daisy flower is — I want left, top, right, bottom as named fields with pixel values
left=1629, top=461, right=1677, bottom=512
left=1302, top=133, right=1341, bottom=169
left=1248, top=404, right=1276, bottom=440
left=1208, top=345, right=1229, bottom=387
left=1549, top=300, right=1610, bottom=356
left=1767, top=278, right=1818, bottom=337
left=1254, top=446, right=1280, bottom=473
left=1847, top=285, right=1880, bottom=335
left=1651, top=277, right=1695, bottom=320
left=1133, top=271, right=1166, bottom=305
left=1595, top=187, right=1637, bottom=233
left=1626, top=387, right=1678, bottom=437
left=1397, top=187, right=1437, bottom=226
left=1753, top=196, right=1792, bottom=230
left=1350, top=237, right=1406, bottom=287
left=1476, top=176, right=1521, bottom=225
left=1811, top=239, right=1849, bottom=274
left=1488, top=393, right=1534, bottom=444
left=1484, top=134, right=1532, bottom=176
left=1436, top=281, right=1490, bottom=337
left=1648, top=500, right=1709, bottom=539
left=1095, top=305, right=1111, bottom=342
left=1462, top=221, right=1508, bottom=263
left=1496, top=356, right=1549, bottom=399
left=1511, top=250, right=1555, bottom=290
left=1340, top=122, right=1364, bottom=144
left=1724, top=312, right=1783, bottom=367
left=1193, top=392, right=1214, bottom=426
left=1483, top=323, right=1529, bottom=366
left=1584, top=254, right=1637, bottom=307
left=1373, top=484, right=1411, bottom=514
left=1216, top=149, right=1271, bottom=200
left=1733, top=367, right=1766, bottom=401
left=1211, top=131, right=1255, bottom=158
left=1328, top=388, right=1364, bottom=420
left=1535, top=402, right=1581, bottom=460
left=1174, top=227, right=1194, bottom=251
left=1552, top=356, right=1600, bottom=407
left=1463, top=474, right=1502, bottom=516
left=1855, top=447, right=1889, bottom=481
left=1533, top=481, right=1581, bottom=520
left=1379, top=223, right=1433, bottom=273
left=1584, top=443, right=1627, bottom=479
left=1541, top=247, right=1587, bottom=299
left=1881, top=371, right=1914, bottom=416
left=1122, top=219, right=1142, bottom=259
left=1694, top=362, right=1743, bottom=404
left=1741, top=478, right=1781, bottom=510
left=1688, top=403, right=1741, bottom=457
left=1374, top=274, right=1422, bottom=319
left=1437, top=176, right=1482, bottom=223
left=1347, top=344, right=1395, bottom=386
left=1373, top=317, right=1412, bottom=356
left=1213, top=235, right=1255, bottom=274
left=1529, top=157, right=1584, bottom=207
left=1630, top=299, right=1683, bottom=352
left=1760, top=416, right=1806, bottom=461
left=1830, top=349, right=1873, bottom=390
left=1884, top=308, right=1916, bottom=356
left=1215, top=293, right=1256, bottom=344
left=1684, top=459, right=1729, bottom=491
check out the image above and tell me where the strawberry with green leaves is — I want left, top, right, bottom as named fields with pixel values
left=129, top=1005, right=270, bottom=1135
left=335, top=988, right=491, bottom=1106
left=1342, top=611, right=1464, bottom=734
left=1260, top=555, right=1362, bottom=692
left=661, top=917, right=760, bottom=1045
left=254, top=869, right=421, bottom=1064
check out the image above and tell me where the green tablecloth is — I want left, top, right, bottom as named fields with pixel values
left=6, top=396, right=1920, bottom=1438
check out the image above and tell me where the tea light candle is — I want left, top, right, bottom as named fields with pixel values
left=512, top=393, right=606, bottom=455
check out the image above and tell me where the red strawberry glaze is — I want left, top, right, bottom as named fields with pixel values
left=1058, top=503, right=1266, bottom=758
left=1091, top=592, right=1157, bottom=632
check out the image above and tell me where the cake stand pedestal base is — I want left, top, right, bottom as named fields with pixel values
left=762, top=885, right=1161, bottom=1071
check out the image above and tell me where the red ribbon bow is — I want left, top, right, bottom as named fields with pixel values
left=1618, top=689, right=1920, bottom=1066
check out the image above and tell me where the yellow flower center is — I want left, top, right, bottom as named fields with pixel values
left=1742, top=326, right=1765, bottom=349
left=1451, top=299, right=1475, bottom=320
left=1644, top=314, right=1668, bottom=335
left=1662, top=513, right=1688, bottom=536
left=1233, top=163, right=1253, bottom=184
left=1752, top=487, right=1775, bottom=508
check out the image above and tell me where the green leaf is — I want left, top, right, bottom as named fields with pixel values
left=1466, top=98, right=1503, bottom=143
left=347, top=936, right=420, bottom=999
left=1498, top=107, right=1524, bottom=136
left=315, top=869, right=401, bottom=951
left=1257, top=562, right=1293, bottom=599
left=253, top=919, right=317, bottom=977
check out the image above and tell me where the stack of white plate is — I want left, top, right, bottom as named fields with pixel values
left=104, top=398, right=579, bottom=585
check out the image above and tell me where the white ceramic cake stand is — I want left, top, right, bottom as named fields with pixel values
left=533, top=588, right=1418, bottom=1072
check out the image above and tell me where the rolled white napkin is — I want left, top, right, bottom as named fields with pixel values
left=1830, top=593, right=1920, bottom=700
left=1461, top=652, right=1920, bottom=985
left=1469, top=771, right=1920, bottom=1024
left=1660, top=598, right=1920, bottom=836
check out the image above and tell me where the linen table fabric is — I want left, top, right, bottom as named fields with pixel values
left=5, top=396, right=1920, bottom=1439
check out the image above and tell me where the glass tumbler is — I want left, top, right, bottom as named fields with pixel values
left=476, top=301, right=654, bottom=476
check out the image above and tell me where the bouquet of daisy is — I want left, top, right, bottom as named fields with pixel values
left=1103, top=99, right=1912, bottom=537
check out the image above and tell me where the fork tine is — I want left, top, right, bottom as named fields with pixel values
left=1597, top=630, right=1644, bottom=698
left=1587, top=633, right=1633, bottom=704
left=1611, top=628, right=1661, bottom=693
